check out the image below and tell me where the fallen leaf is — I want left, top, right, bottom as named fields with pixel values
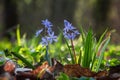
left=64, top=64, right=95, bottom=77
left=4, top=60, right=16, bottom=73
left=95, top=70, right=108, bottom=78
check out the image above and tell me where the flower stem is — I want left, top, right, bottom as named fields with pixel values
left=71, top=39, right=76, bottom=63
left=45, top=46, right=52, bottom=66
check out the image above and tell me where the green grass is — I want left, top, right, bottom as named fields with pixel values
left=0, top=25, right=114, bottom=75
left=79, top=28, right=110, bottom=72
left=82, top=29, right=93, bottom=68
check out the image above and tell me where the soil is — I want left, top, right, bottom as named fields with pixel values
left=0, top=59, right=120, bottom=80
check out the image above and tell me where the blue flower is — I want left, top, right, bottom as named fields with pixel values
left=64, top=20, right=76, bottom=31
left=35, top=29, right=43, bottom=37
left=63, top=20, right=80, bottom=40
left=40, top=32, right=57, bottom=46
left=74, top=30, right=80, bottom=35
left=39, top=19, right=58, bottom=46
left=47, top=32, right=57, bottom=44
left=64, top=32, right=77, bottom=40
left=41, top=37, right=49, bottom=46
left=42, top=19, right=53, bottom=28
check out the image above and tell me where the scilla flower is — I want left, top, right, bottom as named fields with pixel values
left=42, top=19, right=53, bottom=28
left=36, top=19, right=57, bottom=46
left=47, top=32, right=57, bottom=44
left=63, top=20, right=80, bottom=63
left=63, top=20, right=80, bottom=40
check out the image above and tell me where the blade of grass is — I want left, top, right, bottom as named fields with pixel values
left=82, top=29, right=93, bottom=68
left=95, top=36, right=110, bottom=72
left=78, top=50, right=82, bottom=64
left=80, top=27, right=86, bottom=44
left=91, top=29, right=108, bottom=70
left=11, top=52, right=35, bottom=69
left=16, top=25, right=21, bottom=46
left=96, top=29, right=108, bottom=49
left=79, top=27, right=86, bottom=66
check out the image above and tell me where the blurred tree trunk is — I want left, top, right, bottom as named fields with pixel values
left=74, top=0, right=111, bottom=39
left=108, top=0, right=120, bottom=44
left=93, top=0, right=111, bottom=39
left=74, top=0, right=95, bottom=30
left=3, top=0, right=18, bottom=38
left=51, top=0, right=78, bottom=33
left=51, top=0, right=77, bottom=20
left=4, top=0, right=18, bottom=28
left=17, top=0, right=52, bottom=37
left=0, top=0, right=4, bottom=35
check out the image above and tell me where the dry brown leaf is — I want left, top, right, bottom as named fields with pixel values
left=32, top=61, right=49, bottom=75
left=95, top=70, right=108, bottom=78
left=31, top=59, right=63, bottom=79
left=4, top=60, right=16, bottom=73
left=64, top=64, right=95, bottom=77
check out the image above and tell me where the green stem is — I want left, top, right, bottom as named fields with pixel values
left=45, top=46, right=52, bottom=66
left=71, top=39, right=76, bottom=63
left=64, top=38, right=75, bottom=64
left=11, top=52, right=35, bottom=69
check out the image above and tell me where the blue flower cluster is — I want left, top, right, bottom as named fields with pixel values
left=36, top=19, right=57, bottom=46
left=63, top=20, right=80, bottom=40
left=36, top=19, right=79, bottom=46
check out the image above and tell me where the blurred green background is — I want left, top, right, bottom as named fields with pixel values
left=0, top=0, right=120, bottom=44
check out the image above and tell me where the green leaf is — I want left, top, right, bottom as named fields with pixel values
left=95, top=37, right=110, bottom=72
left=11, top=52, right=35, bottom=69
left=4, top=49, right=11, bottom=57
left=91, top=29, right=108, bottom=70
left=78, top=50, right=82, bottom=64
left=16, top=25, right=21, bottom=46
left=82, top=29, right=93, bottom=68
